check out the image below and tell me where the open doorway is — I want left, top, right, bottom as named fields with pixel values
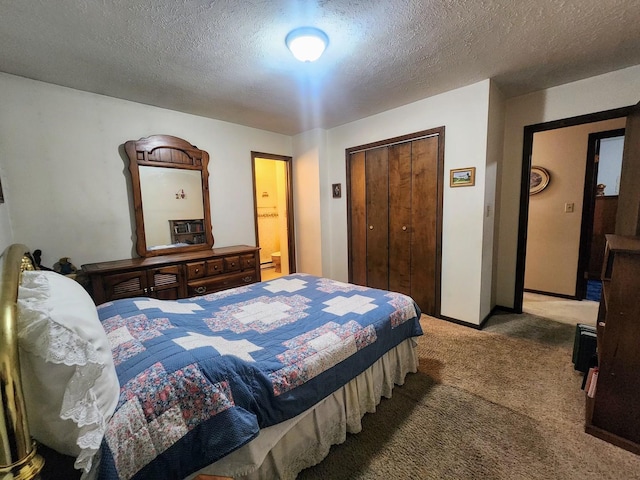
left=514, top=105, right=635, bottom=314
left=519, top=122, right=625, bottom=325
left=584, top=129, right=625, bottom=285
left=251, top=152, right=296, bottom=280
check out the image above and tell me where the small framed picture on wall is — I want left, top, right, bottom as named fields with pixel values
left=450, top=167, right=476, bottom=187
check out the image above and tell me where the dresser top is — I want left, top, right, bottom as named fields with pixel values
left=82, top=245, right=259, bottom=274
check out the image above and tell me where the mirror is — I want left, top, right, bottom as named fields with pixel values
left=125, top=135, right=214, bottom=257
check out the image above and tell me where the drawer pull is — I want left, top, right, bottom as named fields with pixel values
left=195, top=286, right=207, bottom=294
left=231, top=262, right=235, bottom=267
left=195, top=268, right=200, bottom=273
left=243, top=276, right=253, bottom=283
left=143, top=287, right=148, bottom=294
left=402, top=226, right=407, bottom=231
left=214, top=265, right=218, bottom=270
left=149, top=286, right=155, bottom=292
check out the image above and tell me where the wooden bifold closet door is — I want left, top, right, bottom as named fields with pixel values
left=347, top=129, right=443, bottom=316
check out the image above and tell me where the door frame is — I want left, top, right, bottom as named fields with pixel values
left=345, top=127, right=445, bottom=317
left=579, top=128, right=625, bottom=295
left=513, top=106, right=633, bottom=312
left=251, top=151, right=297, bottom=274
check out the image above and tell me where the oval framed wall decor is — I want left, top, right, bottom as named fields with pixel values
left=530, top=166, right=550, bottom=195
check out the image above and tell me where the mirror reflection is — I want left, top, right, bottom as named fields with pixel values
left=139, top=166, right=205, bottom=250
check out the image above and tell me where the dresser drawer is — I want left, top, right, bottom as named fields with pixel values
left=241, top=254, right=256, bottom=270
left=206, top=258, right=224, bottom=276
left=187, top=271, right=258, bottom=296
left=186, top=261, right=205, bottom=279
left=224, top=256, right=241, bottom=272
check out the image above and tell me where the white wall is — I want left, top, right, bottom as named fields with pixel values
left=325, top=80, right=492, bottom=325
left=275, top=161, right=290, bottom=275
left=482, top=80, right=505, bottom=319
left=496, top=65, right=640, bottom=308
left=0, top=73, right=292, bottom=268
left=0, top=185, right=12, bottom=252
left=292, top=128, right=324, bottom=276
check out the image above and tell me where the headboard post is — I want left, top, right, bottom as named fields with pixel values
left=0, top=244, right=44, bottom=479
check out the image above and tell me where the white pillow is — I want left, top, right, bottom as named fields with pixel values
left=17, top=270, right=119, bottom=475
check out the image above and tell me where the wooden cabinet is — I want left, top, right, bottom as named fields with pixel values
left=585, top=234, right=640, bottom=455
left=95, top=264, right=184, bottom=302
left=347, top=130, right=443, bottom=316
left=82, top=245, right=260, bottom=305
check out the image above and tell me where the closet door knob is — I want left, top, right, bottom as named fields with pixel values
left=369, top=225, right=374, bottom=230
left=402, top=226, right=407, bottom=231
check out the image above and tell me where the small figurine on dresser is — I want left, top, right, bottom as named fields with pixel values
left=53, top=257, right=78, bottom=276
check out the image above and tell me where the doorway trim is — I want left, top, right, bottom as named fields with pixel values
left=514, top=106, right=633, bottom=312
left=251, top=151, right=297, bottom=274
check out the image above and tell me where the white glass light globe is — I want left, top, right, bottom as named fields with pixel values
left=286, top=27, right=329, bottom=62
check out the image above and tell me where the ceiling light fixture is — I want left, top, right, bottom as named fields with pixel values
left=285, top=27, right=329, bottom=62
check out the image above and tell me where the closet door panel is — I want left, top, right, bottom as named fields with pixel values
left=388, top=142, right=412, bottom=295
left=365, top=147, right=389, bottom=290
left=410, top=136, right=439, bottom=314
left=349, top=151, right=367, bottom=285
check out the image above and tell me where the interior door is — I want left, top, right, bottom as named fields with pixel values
left=410, top=136, right=440, bottom=314
left=365, top=147, right=390, bottom=290
left=349, top=151, right=367, bottom=286
left=388, top=142, right=412, bottom=295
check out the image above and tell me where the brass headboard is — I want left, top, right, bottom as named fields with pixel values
left=0, top=244, right=44, bottom=480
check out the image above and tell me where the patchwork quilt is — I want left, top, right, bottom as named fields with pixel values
left=96, top=274, right=422, bottom=480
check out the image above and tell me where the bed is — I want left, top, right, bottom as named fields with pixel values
left=0, top=244, right=423, bottom=480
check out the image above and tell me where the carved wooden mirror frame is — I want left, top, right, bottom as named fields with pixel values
left=125, top=135, right=214, bottom=257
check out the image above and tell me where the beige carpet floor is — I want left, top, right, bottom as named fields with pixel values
left=299, top=312, right=640, bottom=479
left=523, top=292, right=599, bottom=327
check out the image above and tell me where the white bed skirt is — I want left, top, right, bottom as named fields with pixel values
left=188, top=337, right=419, bottom=480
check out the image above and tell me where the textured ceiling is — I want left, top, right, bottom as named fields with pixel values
left=1, top=0, right=639, bottom=135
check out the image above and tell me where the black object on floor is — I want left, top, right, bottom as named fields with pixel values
left=572, top=323, right=597, bottom=373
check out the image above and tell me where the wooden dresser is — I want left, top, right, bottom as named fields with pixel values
left=585, top=234, right=640, bottom=455
left=82, top=245, right=261, bottom=305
